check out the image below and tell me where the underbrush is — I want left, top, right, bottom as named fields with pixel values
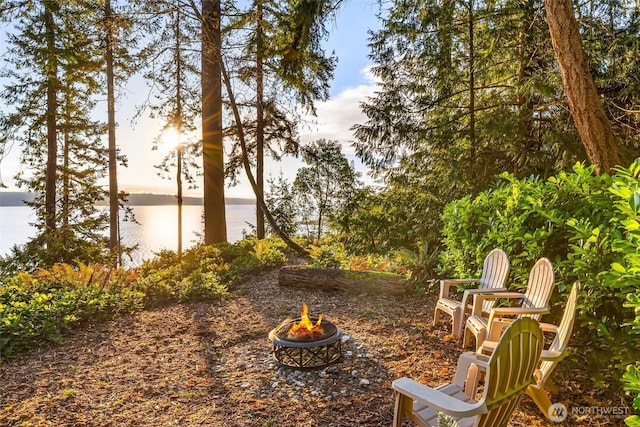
left=0, top=238, right=289, bottom=361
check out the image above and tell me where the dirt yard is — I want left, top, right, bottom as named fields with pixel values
left=0, top=262, right=629, bottom=426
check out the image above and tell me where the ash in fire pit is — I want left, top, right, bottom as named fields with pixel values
left=268, top=303, right=343, bottom=369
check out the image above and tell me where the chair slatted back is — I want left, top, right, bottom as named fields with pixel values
left=539, top=283, right=579, bottom=380
left=521, top=258, right=555, bottom=319
left=478, top=249, right=511, bottom=312
left=476, top=317, right=543, bottom=427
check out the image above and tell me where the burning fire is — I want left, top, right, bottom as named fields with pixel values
left=288, top=303, right=324, bottom=339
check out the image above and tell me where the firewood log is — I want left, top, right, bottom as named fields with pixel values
left=278, top=265, right=408, bottom=296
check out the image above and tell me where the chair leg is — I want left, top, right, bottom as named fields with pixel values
left=434, top=306, right=442, bottom=325
left=526, top=385, right=554, bottom=420
left=474, top=326, right=486, bottom=351
left=393, top=391, right=413, bottom=427
left=462, top=326, right=473, bottom=348
left=545, top=378, right=559, bottom=394
left=452, top=307, right=462, bottom=340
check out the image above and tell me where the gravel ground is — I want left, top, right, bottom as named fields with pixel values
left=0, top=262, right=630, bottom=426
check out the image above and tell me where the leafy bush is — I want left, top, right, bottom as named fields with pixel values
left=0, top=263, right=144, bottom=359
left=335, top=185, right=446, bottom=255
left=440, top=160, right=640, bottom=389
left=0, top=239, right=289, bottom=362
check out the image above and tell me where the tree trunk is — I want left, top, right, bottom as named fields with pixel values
left=105, top=0, right=120, bottom=265
left=278, top=266, right=408, bottom=296
left=202, top=0, right=227, bottom=244
left=544, top=0, right=622, bottom=173
left=467, top=0, right=476, bottom=163
left=44, top=1, right=57, bottom=234
left=256, top=0, right=265, bottom=239
left=175, top=7, right=184, bottom=260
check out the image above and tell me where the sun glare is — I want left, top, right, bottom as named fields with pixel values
left=161, top=127, right=181, bottom=151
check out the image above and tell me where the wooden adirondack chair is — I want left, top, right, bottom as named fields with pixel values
left=434, top=249, right=510, bottom=340
left=476, top=283, right=579, bottom=420
left=392, top=317, right=543, bottom=427
left=526, top=282, right=579, bottom=419
left=463, top=257, right=555, bottom=350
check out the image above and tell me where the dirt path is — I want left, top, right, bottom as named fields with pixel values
left=0, top=266, right=621, bottom=426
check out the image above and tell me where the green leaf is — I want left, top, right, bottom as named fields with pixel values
left=623, top=365, right=640, bottom=394
left=613, top=263, right=628, bottom=273
left=630, top=192, right=640, bottom=214
left=625, top=415, right=640, bottom=427
left=622, top=219, right=640, bottom=231
left=597, top=323, right=611, bottom=338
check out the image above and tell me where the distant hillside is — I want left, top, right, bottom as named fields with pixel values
left=0, top=192, right=255, bottom=207
left=0, top=192, right=34, bottom=206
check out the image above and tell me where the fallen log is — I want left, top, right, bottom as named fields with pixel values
left=278, top=265, right=408, bottom=296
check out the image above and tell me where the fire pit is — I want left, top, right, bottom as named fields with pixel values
left=268, top=303, right=343, bottom=369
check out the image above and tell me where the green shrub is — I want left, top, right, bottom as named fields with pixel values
left=0, top=264, right=144, bottom=360
left=440, top=160, right=640, bottom=388
left=309, top=242, right=347, bottom=268
left=0, top=239, right=290, bottom=362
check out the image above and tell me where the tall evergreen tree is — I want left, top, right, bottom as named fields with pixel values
left=104, top=0, right=120, bottom=263
left=0, top=0, right=110, bottom=267
left=138, top=0, right=203, bottom=257
left=201, top=0, right=227, bottom=244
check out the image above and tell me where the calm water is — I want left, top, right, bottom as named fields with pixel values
left=0, top=204, right=256, bottom=266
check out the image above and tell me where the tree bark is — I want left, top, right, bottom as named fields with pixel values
left=202, top=0, right=227, bottom=244
left=256, top=0, right=265, bottom=239
left=278, top=266, right=408, bottom=296
left=105, top=0, right=120, bottom=265
left=176, top=7, right=184, bottom=260
left=544, top=0, right=622, bottom=173
left=44, top=1, right=57, bottom=234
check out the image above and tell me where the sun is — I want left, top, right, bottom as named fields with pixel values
left=161, top=127, right=181, bottom=151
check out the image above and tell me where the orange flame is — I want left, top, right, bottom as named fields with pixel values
left=288, top=303, right=324, bottom=339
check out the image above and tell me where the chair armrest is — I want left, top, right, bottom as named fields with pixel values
left=540, top=349, right=566, bottom=362
left=486, top=306, right=549, bottom=332
left=489, top=306, right=549, bottom=317
left=463, top=287, right=508, bottom=296
left=470, top=292, right=524, bottom=316
left=392, top=377, right=487, bottom=418
left=460, top=287, right=508, bottom=313
left=440, top=278, right=480, bottom=299
left=539, top=322, right=559, bottom=334
left=477, top=340, right=498, bottom=355
left=454, top=351, right=490, bottom=386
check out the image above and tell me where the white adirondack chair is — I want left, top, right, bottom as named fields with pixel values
left=434, top=249, right=510, bottom=340
left=527, top=282, right=579, bottom=419
left=463, top=257, right=555, bottom=350
left=476, top=283, right=579, bottom=420
left=392, top=317, right=543, bottom=427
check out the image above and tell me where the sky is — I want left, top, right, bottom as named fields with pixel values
left=0, top=0, right=385, bottom=199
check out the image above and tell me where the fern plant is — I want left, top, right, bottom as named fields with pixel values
left=438, top=413, right=459, bottom=427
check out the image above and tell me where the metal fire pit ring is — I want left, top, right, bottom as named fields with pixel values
left=268, top=317, right=343, bottom=369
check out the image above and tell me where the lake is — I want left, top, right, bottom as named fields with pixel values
left=0, top=204, right=256, bottom=266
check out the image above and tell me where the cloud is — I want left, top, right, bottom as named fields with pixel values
left=299, top=68, right=377, bottom=154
